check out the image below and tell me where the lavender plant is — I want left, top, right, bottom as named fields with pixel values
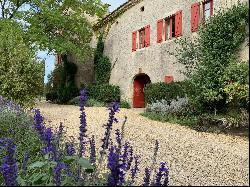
left=0, top=92, right=170, bottom=186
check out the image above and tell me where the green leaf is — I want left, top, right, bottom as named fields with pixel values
left=28, top=161, right=46, bottom=169
left=78, top=158, right=94, bottom=170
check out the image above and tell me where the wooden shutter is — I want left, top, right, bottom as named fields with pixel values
left=175, top=10, right=183, bottom=37
left=157, top=19, right=163, bottom=43
left=165, top=76, right=174, bottom=84
left=210, top=0, right=213, bottom=16
left=191, top=3, right=200, bottom=32
left=145, top=25, right=150, bottom=47
left=132, top=31, right=137, bottom=52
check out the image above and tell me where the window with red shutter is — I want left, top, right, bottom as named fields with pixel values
left=139, top=29, right=145, bottom=49
left=157, top=19, right=163, bottom=43
left=145, top=25, right=150, bottom=47
left=132, top=31, right=137, bottom=52
left=191, top=2, right=200, bottom=32
left=175, top=10, right=182, bottom=37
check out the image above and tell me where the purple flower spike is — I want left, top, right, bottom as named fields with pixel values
left=131, top=155, right=140, bottom=183
left=154, top=162, right=169, bottom=186
left=53, top=162, right=66, bottom=186
left=65, top=143, right=76, bottom=156
left=107, top=146, right=124, bottom=186
left=79, top=89, right=88, bottom=157
left=143, top=168, right=151, bottom=186
left=0, top=138, right=18, bottom=186
left=101, top=102, right=120, bottom=152
left=89, top=135, right=96, bottom=164
left=22, top=152, right=29, bottom=175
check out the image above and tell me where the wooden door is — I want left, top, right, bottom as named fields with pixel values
left=133, top=78, right=145, bottom=108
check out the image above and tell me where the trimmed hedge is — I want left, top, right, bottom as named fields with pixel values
left=145, top=81, right=189, bottom=104
left=87, top=84, right=120, bottom=103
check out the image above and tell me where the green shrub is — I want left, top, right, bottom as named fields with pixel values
left=87, top=84, right=120, bottom=103
left=145, top=81, right=188, bottom=104
left=95, top=56, right=112, bottom=84
left=120, top=101, right=131, bottom=109
left=86, top=98, right=105, bottom=107
left=0, top=109, right=43, bottom=163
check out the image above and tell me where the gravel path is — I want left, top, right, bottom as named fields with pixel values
left=36, top=102, right=249, bottom=186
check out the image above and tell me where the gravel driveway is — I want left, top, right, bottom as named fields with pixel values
left=36, top=102, right=249, bottom=186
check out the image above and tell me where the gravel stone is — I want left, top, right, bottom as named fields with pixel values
left=36, top=102, right=249, bottom=186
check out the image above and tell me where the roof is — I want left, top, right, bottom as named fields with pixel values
left=93, top=0, right=143, bottom=31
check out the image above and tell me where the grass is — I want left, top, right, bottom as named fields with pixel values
left=141, top=112, right=249, bottom=138
left=141, top=112, right=198, bottom=127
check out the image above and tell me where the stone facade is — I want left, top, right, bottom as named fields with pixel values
left=97, top=0, right=249, bottom=106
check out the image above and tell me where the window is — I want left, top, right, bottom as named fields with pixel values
left=132, top=25, right=150, bottom=52
left=140, top=6, right=144, bottom=12
left=157, top=11, right=182, bottom=43
left=164, top=14, right=176, bottom=41
left=203, top=0, right=213, bottom=21
left=139, top=28, right=146, bottom=49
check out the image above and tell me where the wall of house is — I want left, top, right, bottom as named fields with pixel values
left=102, top=0, right=249, bottom=106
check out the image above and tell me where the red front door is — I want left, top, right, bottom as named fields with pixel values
left=133, top=79, right=145, bottom=108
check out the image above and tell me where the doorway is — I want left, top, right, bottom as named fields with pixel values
left=133, top=74, right=151, bottom=108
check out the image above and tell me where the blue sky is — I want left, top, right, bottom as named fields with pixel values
left=42, top=0, right=127, bottom=83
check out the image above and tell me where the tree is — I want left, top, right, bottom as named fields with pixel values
left=168, top=3, right=249, bottom=113
left=0, top=0, right=108, bottom=58
left=0, top=20, right=44, bottom=107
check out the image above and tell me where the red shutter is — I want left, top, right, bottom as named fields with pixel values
left=169, top=17, right=172, bottom=39
left=157, top=19, right=163, bottom=43
left=210, top=0, right=213, bottom=16
left=165, top=76, right=174, bottom=84
left=175, top=10, right=183, bottom=37
left=191, top=3, right=200, bottom=32
left=132, top=31, right=137, bottom=52
left=144, top=25, right=150, bottom=47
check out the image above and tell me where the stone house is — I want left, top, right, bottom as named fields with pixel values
left=57, top=0, right=249, bottom=108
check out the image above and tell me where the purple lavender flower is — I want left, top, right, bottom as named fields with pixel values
left=65, top=143, right=76, bottom=156
left=33, top=109, right=57, bottom=161
left=107, top=145, right=125, bottom=186
left=115, top=129, right=122, bottom=150
left=101, top=102, right=120, bottom=152
left=143, top=168, right=151, bottom=186
left=126, top=146, right=134, bottom=171
left=22, top=152, right=29, bottom=175
left=89, top=135, right=96, bottom=164
left=0, top=138, right=18, bottom=186
left=131, top=155, right=140, bottom=183
left=79, top=89, right=88, bottom=157
left=154, top=162, right=169, bottom=186
left=53, top=162, right=66, bottom=186
left=121, top=142, right=130, bottom=170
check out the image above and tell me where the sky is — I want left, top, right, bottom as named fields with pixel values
left=42, top=0, right=127, bottom=83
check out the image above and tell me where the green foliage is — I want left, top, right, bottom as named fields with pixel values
left=0, top=20, right=44, bottom=107
left=220, top=61, right=249, bottom=109
left=169, top=3, right=249, bottom=112
left=1, top=0, right=107, bottom=59
left=94, top=34, right=112, bottom=84
left=0, top=109, right=43, bottom=164
left=87, top=84, right=120, bottom=103
left=45, top=55, right=79, bottom=104
left=120, top=101, right=131, bottom=109
left=141, top=112, right=198, bottom=127
left=85, top=98, right=105, bottom=107
left=94, top=33, right=104, bottom=65
left=145, top=82, right=187, bottom=104
left=95, top=56, right=112, bottom=84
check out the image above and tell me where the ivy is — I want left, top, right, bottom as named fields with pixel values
left=94, top=34, right=112, bottom=84
left=169, top=3, right=249, bottom=112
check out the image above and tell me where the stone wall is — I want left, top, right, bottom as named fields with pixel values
left=101, top=0, right=249, bottom=106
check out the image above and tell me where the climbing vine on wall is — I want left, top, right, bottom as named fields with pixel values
left=168, top=3, right=249, bottom=112
left=94, top=34, right=112, bottom=84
